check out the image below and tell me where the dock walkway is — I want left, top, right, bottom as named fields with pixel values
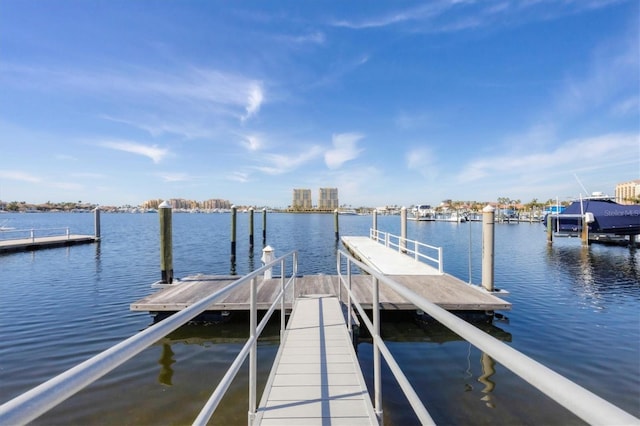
left=254, top=295, right=377, bottom=425
left=340, top=236, right=440, bottom=275
left=0, top=234, right=98, bottom=254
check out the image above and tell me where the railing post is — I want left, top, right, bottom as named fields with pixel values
left=347, top=260, right=352, bottom=337
left=292, top=251, right=297, bottom=299
left=280, top=259, right=285, bottom=340
left=482, top=205, right=495, bottom=292
left=414, top=240, right=418, bottom=261
left=248, top=277, right=257, bottom=424
left=373, top=275, right=383, bottom=421
left=159, top=201, right=173, bottom=284
left=385, top=232, right=389, bottom=248
left=400, top=206, right=407, bottom=253
left=438, top=247, right=443, bottom=274
left=31, top=229, right=34, bottom=242
left=66, top=227, right=70, bottom=239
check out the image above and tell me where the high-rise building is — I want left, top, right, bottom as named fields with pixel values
left=292, top=189, right=312, bottom=210
left=615, top=179, right=640, bottom=204
left=318, top=187, right=338, bottom=211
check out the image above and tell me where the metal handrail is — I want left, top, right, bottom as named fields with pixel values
left=0, top=251, right=298, bottom=426
left=0, top=227, right=72, bottom=242
left=336, top=249, right=639, bottom=426
left=370, top=228, right=443, bottom=273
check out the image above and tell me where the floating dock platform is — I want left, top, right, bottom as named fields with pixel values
left=0, top=234, right=99, bottom=254
left=132, top=236, right=510, bottom=315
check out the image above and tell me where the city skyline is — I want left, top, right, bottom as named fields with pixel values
left=1, top=1, right=638, bottom=208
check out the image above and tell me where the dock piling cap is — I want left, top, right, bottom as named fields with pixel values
left=483, top=205, right=495, bottom=213
left=159, top=200, right=171, bottom=208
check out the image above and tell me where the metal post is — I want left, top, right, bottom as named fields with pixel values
left=334, top=209, right=339, bottom=241
left=373, top=275, right=383, bottom=421
left=248, top=277, right=257, bottom=424
left=262, top=208, right=267, bottom=246
left=230, top=205, right=237, bottom=265
left=94, top=207, right=101, bottom=240
left=159, top=201, right=173, bottom=284
left=400, top=206, right=407, bottom=253
left=482, top=205, right=495, bottom=292
left=280, top=259, right=285, bottom=340
left=347, top=260, right=352, bottom=336
left=249, top=208, right=254, bottom=251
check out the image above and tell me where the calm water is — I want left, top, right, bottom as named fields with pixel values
left=0, top=212, right=638, bottom=425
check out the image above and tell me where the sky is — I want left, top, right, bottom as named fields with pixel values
left=0, top=0, right=638, bottom=208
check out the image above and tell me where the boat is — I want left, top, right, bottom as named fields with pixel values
left=438, top=211, right=468, bottom=223
left=410, top=204, right=435, bottom=221
left=544, top=192, right=640, bottom=237
left=338, top=209, right=358, bottom=215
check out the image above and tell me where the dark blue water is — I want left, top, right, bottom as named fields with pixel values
left=0, top=212, right=638, bottom=425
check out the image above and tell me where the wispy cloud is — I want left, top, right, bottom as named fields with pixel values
left=325, top=133, right=364, bottom=169
left=228, top=172, right=250, bottom=183
left=158, top=172, right=190, bottom=182
left=242, top=82, right=264, bottom=122
left=330, top=0, right=628, bottom=32
left=241, top=134, right=264, bottom=151
left=457, top=133, right=638, bottom=184
left=406, top=147, right=438, bottom=179
left=256, top=145, right=324, bottom=175
left=98, top=140, right=170, bottom=163
left=0, top=170, right=41, bottom=183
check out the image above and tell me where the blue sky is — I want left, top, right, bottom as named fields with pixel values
left=0, top=0, right=638, bottom=208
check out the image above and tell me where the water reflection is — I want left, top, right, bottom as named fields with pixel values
left=158, top=344, right=175, bottom=386
left=547, top=244, right=640, bottom=303
left=478, top=352, right=496, bottom=408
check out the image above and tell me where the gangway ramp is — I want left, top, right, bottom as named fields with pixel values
left=341, top=236, right=441, bottom=275
left=254, top=295, right=377, bottom=425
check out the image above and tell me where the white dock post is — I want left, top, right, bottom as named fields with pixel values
left=400, top=206, right=407, bottom=253
left=93, top=207, right=101, bottom=240
left=159, top=201, right=173, bottom=284
left=482, top=205, right=495, bottom=292
left=261, top=245, right=274, bottom=279
left=372, top=209, right=378, bottom=232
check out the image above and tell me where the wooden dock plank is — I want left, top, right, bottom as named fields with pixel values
left=0, top=234, right=98, bottom=254
left=254, top=295, right=377, bottom=425
left=131, top=272, right=511, bottom=313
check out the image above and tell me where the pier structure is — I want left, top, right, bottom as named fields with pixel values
left=3, top=249, right=638, bottom=425
left=0, top=208, right=101, bottom=254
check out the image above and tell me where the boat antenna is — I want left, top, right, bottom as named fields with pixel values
left=574, top=174, right=590, bottom=197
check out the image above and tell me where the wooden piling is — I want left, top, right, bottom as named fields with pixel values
left=94, top=207, right=101, bottom=239
left=482, top=205, right=495, bottom=292
left=159, top=201, right=173, bottom=284
left=230, top=205, right=237, bottom=264
left=334, top=209, right=339, bottom=241
left=262, top=208, right=267, bottom=245
left=546, top=214, right=553, bottom=244
left=249, top=208, right=254, bottom=251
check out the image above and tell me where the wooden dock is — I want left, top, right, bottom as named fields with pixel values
left=131, top=273, right=510, bottom=314
left=254, top=295, right=377, bottom=425
left=0, top=234, right=99, bottom=254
